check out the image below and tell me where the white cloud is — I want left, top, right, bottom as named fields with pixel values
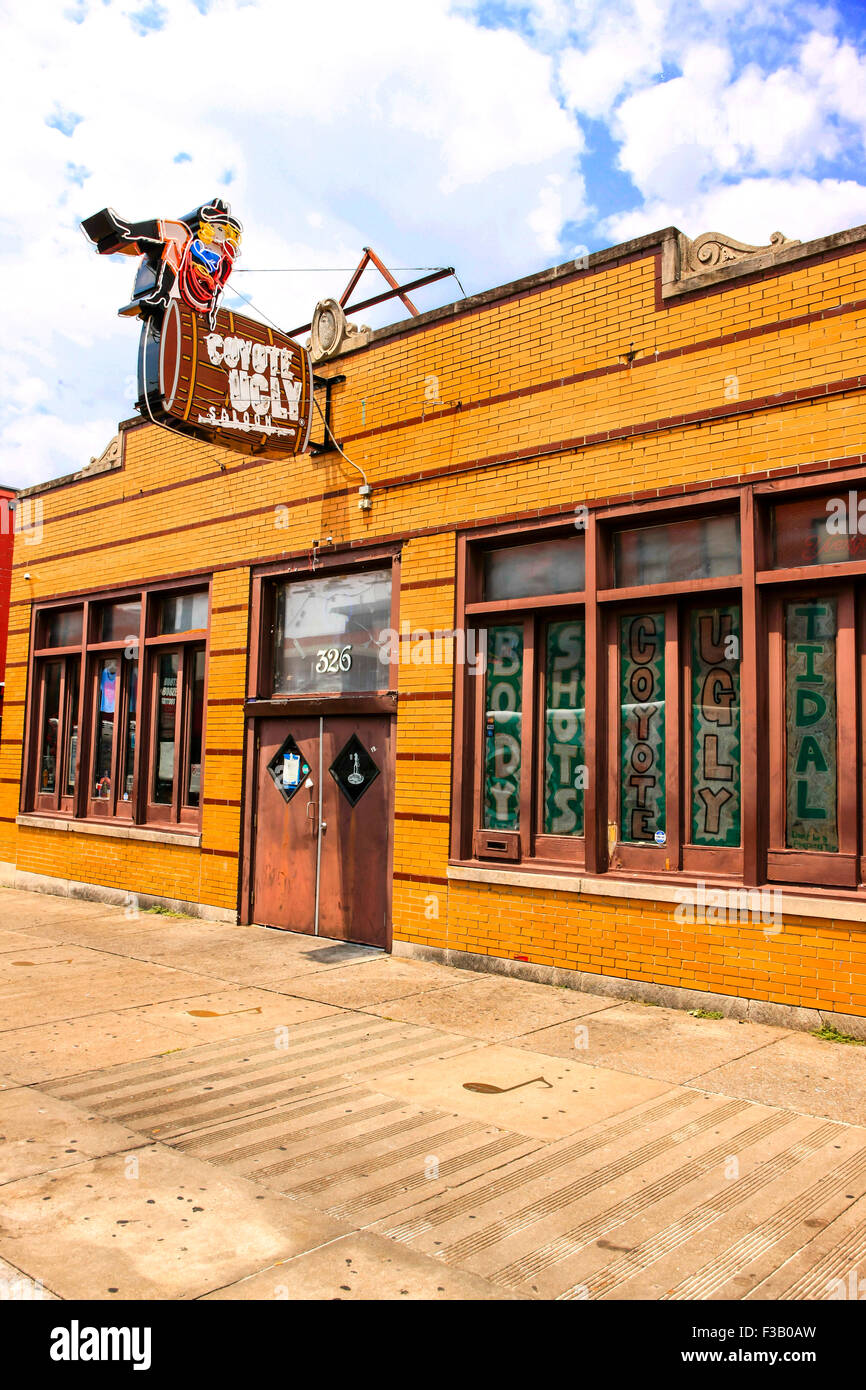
left=4, top=0, right=866, bottom=489
left=0, top=0, right=583, bottom=487
left=558, top=0, right=668, bottom=119
left=528, top=171, right=591, bottom=255
left=0, top=412, right=117, bottom=491
left=555, top=1, right=866, bottom=249
left=604, top=174, right=866, bottom=247
left=610, top=37, right=847, bottom=205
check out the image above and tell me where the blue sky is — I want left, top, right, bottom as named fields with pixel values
left=3, top=0, right=866, bottom=486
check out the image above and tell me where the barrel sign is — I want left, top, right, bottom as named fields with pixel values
left=139, top=300, right=313, bottom=459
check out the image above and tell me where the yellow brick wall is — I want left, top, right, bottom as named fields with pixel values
left=2, top=235, right=865, bottom=1013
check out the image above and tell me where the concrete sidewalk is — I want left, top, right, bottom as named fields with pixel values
left=0, top=884, right=865, bottom=1301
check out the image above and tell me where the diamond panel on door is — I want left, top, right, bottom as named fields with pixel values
left=266, top=732, right=311, bottom=804
left=329, top=732, right=380, bottom=808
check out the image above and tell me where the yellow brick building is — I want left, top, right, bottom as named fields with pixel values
left=4, top=222, right=866, bottom=1034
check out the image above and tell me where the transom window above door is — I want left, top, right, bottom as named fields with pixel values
left=270, top=569, right=393, bottom=697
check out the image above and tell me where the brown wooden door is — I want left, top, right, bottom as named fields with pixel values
left=251, top=713, right=392, bottom=948
left=318, top=714, right=392, bottom=947
left=252, top=717, right=320, bottom=934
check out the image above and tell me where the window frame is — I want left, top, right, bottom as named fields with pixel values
left=605, top=598, right=681, bottom=875
left=680, top=594, right=745, bottom=878
left=23, top=580, right=209, bottom=831
left=32, top=655, right=75, bottom=814
left=248, top=545, right=402, bottom=705
left=85, top=649, right=136, bottom=821
left=459, top=518, right=589, bottom=868
left=765, top=584, right=858, bottom=888
left=28, top=601, right=85, bottom=816
left=144, top=640, right=205, bottom=827
left=534, top=612, right=589, bottom=864
left=453, top=474, right=866, bottom=897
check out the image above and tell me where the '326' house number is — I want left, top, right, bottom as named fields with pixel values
left=315, top=646, right=353, bottom=673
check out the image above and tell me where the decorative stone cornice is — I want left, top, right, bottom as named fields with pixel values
left=678, top=229, right=801, bottom=279
left=87, top=434, right=122, bottom=473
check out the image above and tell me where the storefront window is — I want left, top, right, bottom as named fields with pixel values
left=483, top=535, right=585, bottom=600
left=38, top=662, right=62, bottom=794
left=460, top=494, right=866, bottom=888
left=39, top=608, right=82, bottom=649
left=26, top=588, right=208, bottom=827
left=154, top=652, right=179, bottom=805
left=119, top=661, right=138, bottom=805
left=92, top=657, right=118, bottom=800
left=63, top=659, right=80, bottom=798
left=614, top=514, right=740, bottom=588
left=98, top=600, right=142, bottom=644
left=483, top=625, right=523, bottom=831
left=185, top=648, right=205, bottom=808
left=272, top=569, right=392, bottom=695
left=619, top=613, right=665, bottom=844
left=771, top=494, right=866, bottom=569
left=543, top=620, right=585, bottom=836
left=690, top=606, right=741, bottom=846
left=785, top=599, right=838, bottom=851
left=159, top=591, right=208, bottom=635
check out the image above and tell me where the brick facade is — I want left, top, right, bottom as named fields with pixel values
left=4, top=223, right=866, bottom=1022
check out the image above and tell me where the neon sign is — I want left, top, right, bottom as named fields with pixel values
left=82, top=200, right=242, bottom=328
left=81, top=200, right=312, bottom=460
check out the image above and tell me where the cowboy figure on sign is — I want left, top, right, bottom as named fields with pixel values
left=81, top=199, right=242, bottom=329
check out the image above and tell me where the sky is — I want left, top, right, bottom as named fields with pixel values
left=2, top=0, right=866, bottom=488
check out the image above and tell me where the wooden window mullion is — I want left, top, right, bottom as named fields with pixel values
left=471, top=631, right=485, bottom=850
left=767, top=585, right=856, bottom=887
left=181, top=647, right=196, bottom=810
left=172, top=647, right=185, bottom=823
left=767, top=594, right=785, bottom=852
left=605, top=609, right=619, bottom=866
left=837, top=589, right=857, bottom=862
left=664, top=598, right=681, bottom=870
left=74, top=601, right=89, bottom=818
left=54, top=662, right=68, bottom=814
left=519, top=616, right=535, bottom=860
left=131, top=593, right=148, bottom=824
left=584, top=511, right=603, bottom=874
left=33, top=665, right=48, bottom=806
left=108, top=657, right=122, bottom=818
left=740, top=488, right=762, bottom=885
left=860, top=591, right=866, bottom=887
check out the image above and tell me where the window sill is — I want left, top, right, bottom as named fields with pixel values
left=16, top=814, right=202, bottom=849
left=447, top=862, right=866, bottom=925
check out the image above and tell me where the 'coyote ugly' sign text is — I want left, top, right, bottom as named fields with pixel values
left=140, top=301, right=313, bottom=458
left=82, top=200, right=312, bottom=459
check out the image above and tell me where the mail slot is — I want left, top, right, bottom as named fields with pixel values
left=474, top=828, right=520, bottom=861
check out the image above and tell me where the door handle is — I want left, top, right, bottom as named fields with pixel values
left=305, top=800, right=318, bottom=834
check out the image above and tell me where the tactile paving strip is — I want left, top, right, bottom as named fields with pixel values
left=664, top=1143, right=866, bottom=1300
left=46, top=1014, right=477, bottom=1139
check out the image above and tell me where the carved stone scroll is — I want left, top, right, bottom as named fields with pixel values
left=678, top=230, right=800, bottom=278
